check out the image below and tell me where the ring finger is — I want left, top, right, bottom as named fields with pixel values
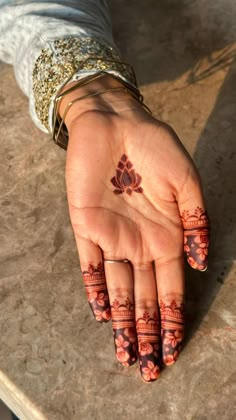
left=77, top=237, right=111, bottom=322
left=155, top=258, right=185, bottom=366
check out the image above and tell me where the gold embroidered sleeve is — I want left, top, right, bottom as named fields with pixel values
left=32, top=36, right=136, bottom=133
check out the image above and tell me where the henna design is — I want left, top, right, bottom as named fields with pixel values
left=82, top=262, right=111, bottom=323
left=160, top=300, right=184, bottom=366
left=136, top=310, right=161, bottom=382
left=110, top=154, right=143, bottom=195
left=111, top=297, right=138, bottom=366
left=181, top=207, right=210, bottom=271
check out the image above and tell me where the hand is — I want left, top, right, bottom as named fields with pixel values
left=59, top=75, right=209, bottom=382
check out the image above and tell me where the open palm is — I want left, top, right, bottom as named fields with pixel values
left=65, top=106, right=209, bottom=382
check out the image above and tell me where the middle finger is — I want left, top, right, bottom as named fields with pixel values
left=133, top=263, right=161, bottom=383
left=104, top=259, right=138, bottom=367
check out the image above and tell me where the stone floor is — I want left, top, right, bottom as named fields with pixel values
left=0, top=0, right=236, bottom=419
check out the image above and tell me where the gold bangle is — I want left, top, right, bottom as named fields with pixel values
left=52, top=59, right=151, bottom=150
left=56, top=55, right=139, bottom=93
left=52, top=71, right=142, bottom=140
left=33, top=37, right=138, bottom=130
left=54, top=86, right=130, bottom=147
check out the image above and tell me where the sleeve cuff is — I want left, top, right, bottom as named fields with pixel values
left=31, top=36, right=137, bottom=136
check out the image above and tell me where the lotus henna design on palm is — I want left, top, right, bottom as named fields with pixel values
left=110, top=154, right=143, bottom=195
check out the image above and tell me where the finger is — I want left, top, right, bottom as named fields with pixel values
left=104, top=260, right=138, bottom=367
left=181, top=206, right=210, bottom=271
left=155, top=258, right=185, bottom=366
left=77, top=237, right=111, bottom=323
left=178, top=172, right=210, bottom=271
left=134, top=263, right=161, bottom=383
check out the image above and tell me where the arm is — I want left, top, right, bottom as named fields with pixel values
left=0, top=0, right=209, bottom=382
left=0, top=0, right=134, bottom=134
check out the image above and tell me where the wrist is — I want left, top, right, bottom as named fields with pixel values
left=58, top=74, right=140, bottom=131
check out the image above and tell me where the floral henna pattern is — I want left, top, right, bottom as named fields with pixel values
left=160, top=300, right=184, bottom=366
left=82, top=262, right=111, bottom=323
left=136, top=311, right=161, bottom=382
left=181, top=207, right=210, bottom=271
left=110, top=154, right=143, bottom=195
left=111, top=297, right=138, bottom=366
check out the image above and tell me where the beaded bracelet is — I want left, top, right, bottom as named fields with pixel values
left=52, top=57, right=151, bottom=150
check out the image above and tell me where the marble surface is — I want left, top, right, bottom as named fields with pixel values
left=0, top=1, right=236, bottom=419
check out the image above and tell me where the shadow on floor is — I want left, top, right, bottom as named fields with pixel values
left=187, top=58, right=236, bottom=338
left=0, top=400, right=19, bottom=420
left=110, top=0, right=236, bottom=85
left=110, top=0, right=236, bottom=341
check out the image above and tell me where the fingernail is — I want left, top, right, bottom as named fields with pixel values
left=199, top=265, right=208, bottom=272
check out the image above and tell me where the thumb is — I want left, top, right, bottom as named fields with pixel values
left=177, top=168, right=210, bottom=271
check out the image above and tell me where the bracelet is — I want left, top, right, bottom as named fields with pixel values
left=33, top=37, right=138, bottom=132
left=52, top=58, right=151, bottom=150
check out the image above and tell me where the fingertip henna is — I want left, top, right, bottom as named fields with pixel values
left=136, top=310, right=162, bottom=382
left=93, top=307, right=111, bottom=323
left=181, top=207, right=210, bottom=271
left=160, top=299, right=184, bottom=366
left=111, top=297, right=138, bottom=366
left=82, top=262, right=111, bottom=323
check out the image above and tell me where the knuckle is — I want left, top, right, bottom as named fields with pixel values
left=69, top=203, right=91, bottom=227
left=135, top=298, right=157, bottom=310
left=132, top=261, right=153, bottom=271
left=180, top=164, right=202, bottom=198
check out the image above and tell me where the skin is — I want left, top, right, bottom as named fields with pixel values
left=58, top=74, right=209, bottom=382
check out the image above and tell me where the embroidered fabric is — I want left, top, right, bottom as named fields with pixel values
left=0, top=1, right=136, bottom=136
left=32, top=36, right=136, bottom=133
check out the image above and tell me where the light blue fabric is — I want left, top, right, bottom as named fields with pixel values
left=0, top=1, right=116, bottom=132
